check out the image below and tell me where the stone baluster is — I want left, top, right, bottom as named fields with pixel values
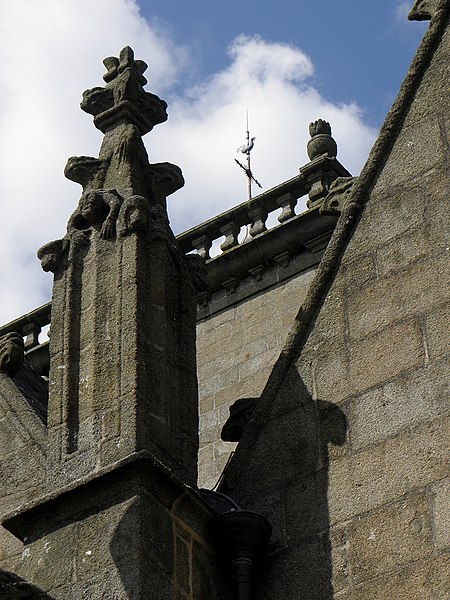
left=22, top=322, right=42, bottom=350
left=191, top=234, right=213, bottom=260
left=220, top=222, right=240, bottom=252
left=277, top=192, right=297, bottom=223
left=248, top=206, right=268, bottom=237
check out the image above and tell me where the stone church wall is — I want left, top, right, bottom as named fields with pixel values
left=226, top=8, right=449, bottom=598
left=197, top=265, right=317, bottom=488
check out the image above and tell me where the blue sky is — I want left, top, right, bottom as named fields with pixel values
left=0, top=0, right=427, bottom=324
left=138, top=0, right=426, bottom=127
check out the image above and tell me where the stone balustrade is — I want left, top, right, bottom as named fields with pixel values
left=0, top=303, right=51, bottom=351
left=178, top=151, right=350, bottom=260
left=0, top=121, right=350, bottom=372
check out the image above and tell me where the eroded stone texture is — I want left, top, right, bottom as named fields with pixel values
left=0, top=47, right=217, bottom=600
left=38, top=47, right=199, bottom=489
left=0, top=569, right=54, bottom=599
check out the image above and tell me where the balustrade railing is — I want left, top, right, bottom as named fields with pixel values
left=0, top=302, right=51, bottom=352
left=0, top=120, right=350, bottom=349
left=177, top=119, right=350, bottom=259
left=177, top=175, right=306, bottom=259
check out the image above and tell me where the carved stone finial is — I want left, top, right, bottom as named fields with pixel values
left=38, top=46, right=197, bottom=488
left=0, top=332, right=24, bottom=377
left=81, top=46, right=167, bottom=135
left=307, top=119, right=337, bottom=160
left=309, top=119, right=332, bottom=137
left=408, top=0, right=440, bottom=20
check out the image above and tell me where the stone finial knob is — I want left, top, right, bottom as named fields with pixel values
left=307, top=119, right=337, bottom=160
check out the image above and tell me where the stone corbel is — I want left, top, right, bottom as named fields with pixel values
left=320, top=176, right=357, bottom=216
left=37, top=238, right=69, bottom=274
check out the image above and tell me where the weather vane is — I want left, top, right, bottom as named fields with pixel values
left=235, top=111, right=262, bottom=200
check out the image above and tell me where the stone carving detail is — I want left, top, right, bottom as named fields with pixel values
left=64, top=155, right=106, bottom=191
left=67, top=189, right=123, bottom=239
left=38, top=48, right=185, bottom=274
left=81, top=46, right=168, bottom=135
left=0, top=332, right=24, bottom=377
left=408, top=0, right=440, bottom=20
left=320, top=176, right=357, bottom=216
left=307, top=119, right=338, bottom=160
left=37, top=238, right=69, bottom=273
left=117, top=195, right=150, bottom=237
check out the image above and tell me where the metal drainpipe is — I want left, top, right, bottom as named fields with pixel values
left=215, top=510, right=272, bottom=600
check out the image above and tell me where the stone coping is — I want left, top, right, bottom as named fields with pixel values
left=1, top=450, right=213, bottom=543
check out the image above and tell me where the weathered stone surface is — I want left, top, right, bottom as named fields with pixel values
left=348, top=318, right=425, bottom=394
left=348, top=493, right=433, bottom=584
left=424, top=302, right=450, bottom=360
left=347, top=258, right=448, bottom=341
left=375, top=227, right=433, bottom=277
left=431, top=477, right=450, bottom=551
left=197, top=267, right=317, bottom=487
left=336, top=554, right=450, bottom=599
left=0, top=569, right=54, bottom=599
left=20, top=523, right=77, bottom=590
left=328, top=417, right=449, bottom=524
left=0, top=529, right=21, bottom=563
left=346, top=359, right=449, bottom=451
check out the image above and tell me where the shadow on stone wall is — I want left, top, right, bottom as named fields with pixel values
left=109, top=495, right=175, bottom=599
left=227, top=368, right=347, bottom=599
left=110, top=488, right=231, bottom=599
left=0, top=569, right=55, bottom=600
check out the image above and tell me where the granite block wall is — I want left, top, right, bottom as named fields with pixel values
left=197, top=266, right=317, bottom=488
left=227, top=11, right=449, bottom=599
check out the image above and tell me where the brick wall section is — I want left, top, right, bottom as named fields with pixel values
left=197, top=267, right=316, bottom=488
left=228, top=17, right=449, bottom=599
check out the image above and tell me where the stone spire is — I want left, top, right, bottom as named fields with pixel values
left=38, top=47, right=201, bottom=487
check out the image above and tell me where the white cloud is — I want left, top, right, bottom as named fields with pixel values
left=0, top=0, right=376, bottom=326
left=153, top=35, right=375, bottom=232
left=394, top=1, right=414, bottom=21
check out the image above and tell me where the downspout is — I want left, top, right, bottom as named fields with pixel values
left=200, top=490, right=272, bottom=600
